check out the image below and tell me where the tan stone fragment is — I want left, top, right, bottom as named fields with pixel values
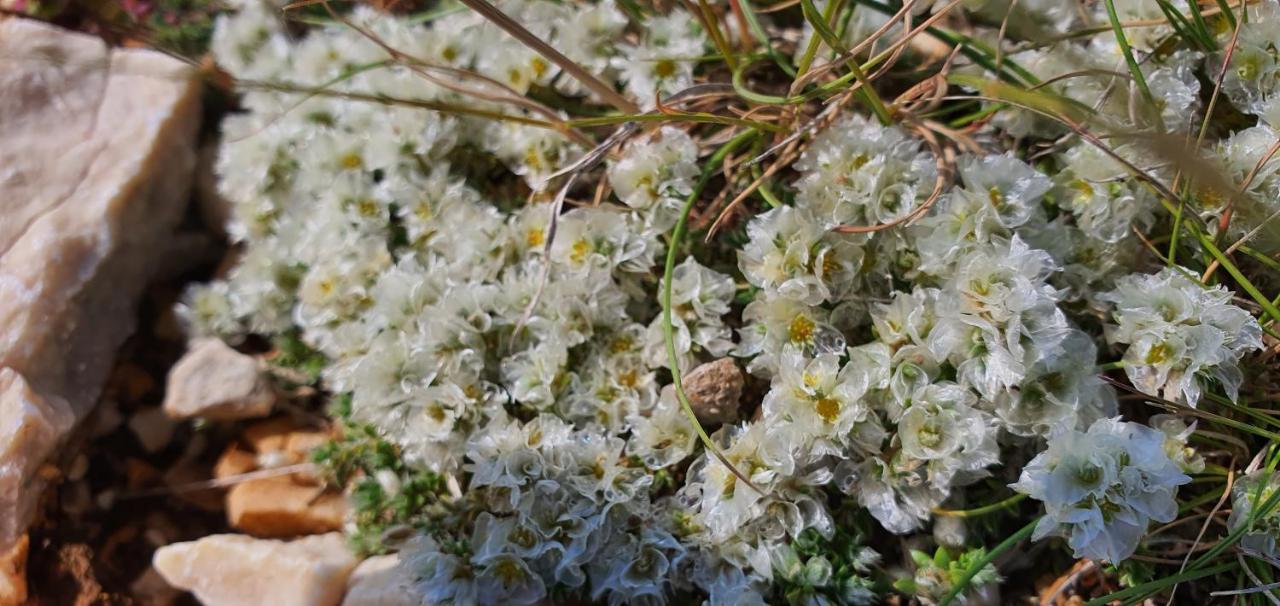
left=153, top=533, right=357, bottom=606
left=214, top=445, right=258, bottom=481
left=227, top=476, right=347, bottom=537
left=681, top=358, right=744, bottom=426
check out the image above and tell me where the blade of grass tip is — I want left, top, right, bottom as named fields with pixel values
left=236, top=79, right=560, bottom=129
left=664, top=129, right=765, bottom=496
left=843, top=0, right=1027, bottom=85
left=1166, top=468, right=1233, bottom=605
left=1100, top=375, right=1280, bottom=442
left=405, top=1, right=466, bottom=24
left=453, top=0, right=641, bottom=114
left=1102, top=0, right=1162, bottom=129
left=798, top=0, right=893, bottom=124
left=225, top=59, right=395, bottom=143
left=1183, top=0, right=1248, bottom=268
left=1153, top=0, right=1207, bottom=52
left=792, top=0, right=843, bottom=84
left=318, top=1, right=594, bottom=145
left=1239, top=243, right=1280, bottom=275
left=937, top=518, right=1038, bottom=606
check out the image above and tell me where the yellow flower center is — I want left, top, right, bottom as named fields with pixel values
left=526, top=228, right=545, bottom=248
left=788, top=315, right=816, bottom=345
left=814, top=396, right=840, bottom=423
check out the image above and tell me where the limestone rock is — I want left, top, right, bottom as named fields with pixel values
left=163, top=338, right=275, bottom=421
left=342, top=555, right=418, bottom=606
left=681, top=358, right=744, bottom=426
left=0, top=370, right=74, bottom=558
left=227, top=477, right=347, bottom=537
left=153, top=533, right=357, bottom=606
left=0, top=16, right=200, bottom=555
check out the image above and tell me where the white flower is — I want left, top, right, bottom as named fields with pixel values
left=794, top=114, right=937, bottom=229
left=627, top=390, right=698, bottom=469
left=1054, top=143, right=1157, bottom=243
left=1103, top=267, right=1264, bottom=405
left=1013, top=417, right=1191, bottom=563
left=761, top=350, right=875, bottom=445
left=608, top=126, right=700, bottom=231
left=738, top=206, right=864, bottom=305
left=616, top=12, right=707, bottom=106
left=737, top=292, right=845, bottom=376
left=646, top=257, right=736, bottom=370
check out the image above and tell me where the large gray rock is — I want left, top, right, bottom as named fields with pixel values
left=154, top=533, right=358, bottom=606
left=0, top=14, right=200, bottom=567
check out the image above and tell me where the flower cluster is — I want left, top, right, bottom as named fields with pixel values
left=1012, top=417, right=1196, bottom=563
left=193, top=0, right=1273, bottom=603
left=1103, top=267, right=1264, bottom=406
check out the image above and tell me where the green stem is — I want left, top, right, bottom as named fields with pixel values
left=933, top=493, right=1028, bottom=518
left=798, top=0, right=893, bottom=124
left=738, top=0, right=797, bottom=76
left=1194, top=230, right=1280, bottom=324
left=1102, top=0, right=1161, bottom=129
left=1083, top=562, right=1236, bottom=606
left=793, top=0, right=840, bottom=80
left=663, top=129, right=761, bottom=494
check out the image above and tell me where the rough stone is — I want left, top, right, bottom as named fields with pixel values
left=128, top=405, right=177, bottom=453
left=0, top=370, right=74, bottom=558
left=0, top=16, right=199, bottom=556
left=153, top=533, right=357, bottom=606
left=214, top=445, right=258, bottom=480
left=681, top=358, right=745, bottom=426
left=0, top=534, right=26, bottom=606
left=227, top=476, right=347, bottom=538
left=219, top=420, right=345, bottom=536
left=130, top=565, right=180, bottom=606
left=162, top=338, right=275, bottom=421
left=342, top=555, right=418, bottom=606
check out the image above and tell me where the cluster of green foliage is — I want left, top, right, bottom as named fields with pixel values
left=771, top=524, right=881, bottom=605
left=312, top=399, right=451, bottom=555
